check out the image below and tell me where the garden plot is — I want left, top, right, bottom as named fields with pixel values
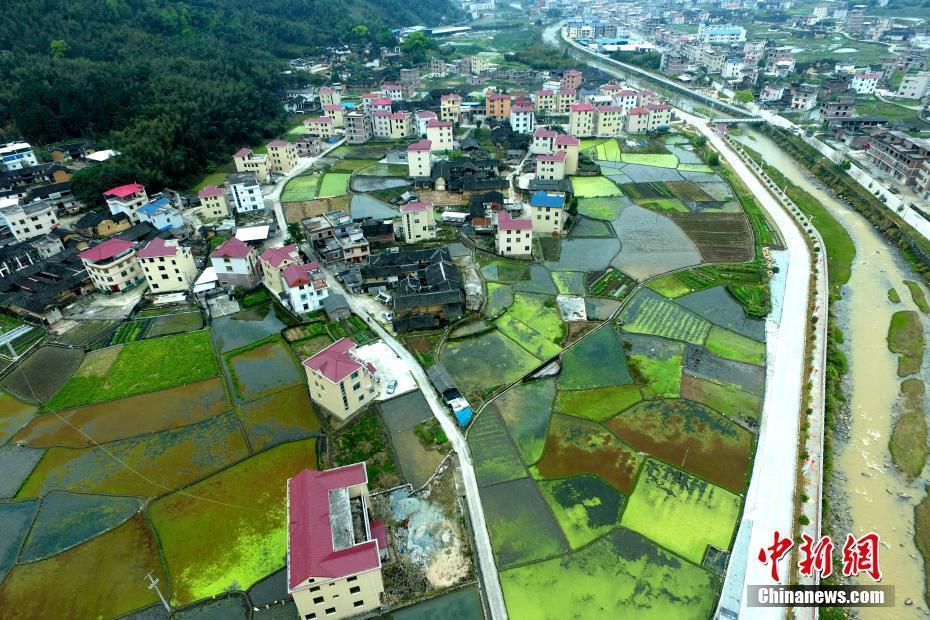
left=608, top=400, right=753, bottom=493
left=705, top=326, right=765, bottom=366
left=678, top=163, right=715, bottom=173
left=329, top=143, right=391, bottom=160
left=552, top=271, right=586, bottom=296
left=280, top=174, right=319, bottom=202
left=558, top=326, right=632, bottom=390
left=226, top=338, right=302, bottom=401
left=620, top=290, right=711, bottom=345
left=676, top=286, right=766, bottom=342
left=555, top=385, right=642, bottom=422
left=14, top=377, right=229, bottom=448
left=601, top=169, right=634, bottom=185
left=539, top=474, right=624, bottom=549
left=545, top=238, right=621, bottom=272
left=478, top=477, right=569, bottom=568
left=683, top=344, right=766, bottom=396
left=149, top=439, right=318, bottom=606
left=533, top=414, right=643, bottom=494
left=1, top=346, right=84, bottom=403
left=569, top=217, right=613, bottom=238
left=358, top=162, right=409, bottom=177
left=585, top=298, right=622, bottom=321
left=695, top=180, right=736, bottom=201
left=621, top=164, right=685, bottom=183
left=380, top=390, right=444, bottom=488
left=53, top=319, right=120, bottom=346
left=664, top=144, right=704, bottom=165
left=621, top=459, right=741, bottom=564
left=440, top=330, right=540, bottom=401
left=668, top=213, right=753, bottom=263
left=681, top=374, right=762, bottom=424
left=514, top=264, right=557, bottom=294
left=468, top=407, right=526, bottom=486
left=317, top=172, right=351, bottom=198
left=450, top=321, right=491, bottom=339
left=0, top=500, right=37, bottom=581
left=484, top=282, right=513, bottom=317
left=620, top=182, right=675, bottom=201
left=621, top=152, right=679, bottom=168
left=212, top=305, right=290, bottom=353
left=580, top=138, right=609, bottom=152
left=0, top=514, right=163, bottom=619
left=648, top=274, right=693, bottom=298
left=47, top=331, right=218, bottom=410
left=480, top=258, right=529, bottom=283
left=666, top=181, right=713, bottom=203
left=500, top=527, right=717, bottom=620
left=145, top=312, right=204, bottom=338
left=0, top=391, right=35, bottom=444
left=495, top=379, right=555, bottom=465
left=20, top=491, right=143, bottom=561
left=593, top=139, right=623, bottom=162
left=0, top=445, right=44, bottom=498
left=570, top=176, right=623, bottom=198
left=494, top=293, right=564, bottom=360
left=536, top=237, right=561, bottom=262
left=610, top=207, right=702, bottom=280
left=236, top=385, right=322, bottom=452
left=18, top=412, right=250, bottom=499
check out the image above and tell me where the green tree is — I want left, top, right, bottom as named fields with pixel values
left=286, top=222, right=305, bottom=245
left=49, top=39, right=70, bottom=59
left=401, top=32, right=435, bottom=64
left=707, top=152, right=721, bottom=166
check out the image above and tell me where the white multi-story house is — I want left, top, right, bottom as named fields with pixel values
left=282, top=261, right=329, bottom=314
left=0, top=199, right=58, bottom=242
left=0, top=142, right=39, bottom=171
left=136, top=237, right=198, bottom=293
left=569, top=103, right=595, bottom=137
left=535, top=151, right=566, bottom=181
left=426, top=120, right=453, bottom=151
left=407, top=140, right=432, bottom=178
left=440, top=93, right=462, bottom=122
left=415, top=110, right=437, bottom=136
left=398, top=201, right=436, bottom=243
left=210, top=237, right=258, bottom=289
left=496, top=211, right=532, bottom=257
left=898, top=71, right=930, bottom=99
left=104, top=183, right=148, bottom=222
left=850, top=72, right=880, bottom=94
left=80, top=238, right=144, bottom=293
left=509, top=102, right=536, bottom=134
left=531, top=127, right=558, bottom=154
left=318, top=87, right=341, bottom=107
left=225, top=173, right=264, bottom=214
left=697, top=24, right=746, bottom=44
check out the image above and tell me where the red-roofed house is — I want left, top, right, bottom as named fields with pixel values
left=562, top=68, right=582, bottom=90
left=509, top=102, right=536, bottom=134
left=415, top=110, right=437, bottom=136
left=233, top=148, right=270, bottom=182
left=371, top=110, right=392, bottom=138
left=439, top=93, right=462, bottom=122
left=535, top=150, right=567, bottom=181
left=319, top=87, right=341, bottom=108
left=625, top=107, right=650, bottom=133
left=555, top=134, right=580, bottom=174
left=496, top=211, right=532, bottom=257
left=104, top=183, right=148, bottom=222
left=370, top=98, right=393, bottom=113
left=282, top=261, right=329, bottom=314
left=399, top=201, right=436, bottom=243
left=303, top=338, right=378, bottom=418
left=259, top=244, right=301, bottom=295
left=210, top=237, right=258, bottom=289
left=322, top=104, right=345, bottom=127
left=556, top=88, right=578, bottom=113
left=268, top=140, right=299, bottom=174
left=426, top=120, right=453, bottom=151
left=136, top=238, right=198, bottom=293
left=407, top=140, right=432, bottom=178
left=531, top=127, right=558, bottom=154
left=485, top=91, right=512, bottom=120
left=79, top=238, right=143, bottom=293
left=534, top=89, right=556, bottom=113
left=304, top=117, right=337, bottom=139
left=645, top=103, right=672, bottom=129
left=198, top=185, right=229, bottom=220
left=594, top=105, right=623, bottom=136
left=287, top=463, right=385, bottom=619
left=850, top=72, right=880, bottom=94
left=569, top=103, right=595, bottom=137
left=381, top=84, right=404, bottom=101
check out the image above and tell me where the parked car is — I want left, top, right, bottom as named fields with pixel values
left=377, top=291, right=392, bottom=305
left=382, top=311, right=394, bottom=321
left=386, top=380, right=398, bottom=395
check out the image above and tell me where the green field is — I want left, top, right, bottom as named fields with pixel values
left=150, top=439, right=317, bottom=606
left=558, top=327, right=632, bottom=390
left=46, top=331, right=218, bottom=410
left=577, top=196, right=627, bottom=221
left=594, top=140, right=622, bottom=162
left=539, top=475, right=624, bottom=549
left=682, top=375, right=762, bottom=422
left=705, top=326, right=765, bottom=366
left=468, top=408, right=527, bottom=486
left=571, top=176, right=623, bottom=198
left=627, top=353, right=683, bottom=398
left=554, top=384, right=642, bottom=422
left=317, top=172, right=351, bottom=198
left=621, top=459, right=741, bottom=564
left=677, top=163, right=714, bottom=173
left=494, top=293, right=564, bottom=360
left=580, top=138, right=609, bottom=151
left=441, top=330, right=541, bottom=401
left=621, top=153, right=679, bottom=168
left=500, top=527, right=717, bottom=619
left=620, top=292, right=711, bottom=345
left=647, top=274, right=693, bottom=298
left=495, top=379, right=555, bottom=465
left=281, top=174, right=319, bottom=202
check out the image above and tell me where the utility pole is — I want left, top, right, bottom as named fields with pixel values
left=145, top=571, right=170, bottom=612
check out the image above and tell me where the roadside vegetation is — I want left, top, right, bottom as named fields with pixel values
left=889, top=379, right=927, bottom=478
left=887, top=310, right=925, bottom=377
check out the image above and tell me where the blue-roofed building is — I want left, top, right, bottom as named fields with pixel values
left=529, top=191, right=566, bottom=236
left=698, top=24, right=746, bottom=44
left=135, top=196, right=184, bottom=230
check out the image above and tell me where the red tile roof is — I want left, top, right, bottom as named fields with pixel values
left=401, top=200, right=432, bottom=213
left=536, top=89, right=555, bottom=96
left=287, top=464, right=380, bottom=589
left=570, top=103, right=594, bottom=112
left=323, top=104, right=343, bottom=111
left=427, top=120, right=451, bottom=128
left=303, top=337, right=369, bottom=383
left=565, top=69, right=582, bottom=76
left=498, top=210, right=532, bottom=231
left=646, top=103, right=671, bottom=111
left=103, top=183, right=144, bottom=199
left=319, top=87, right=336, bottom=94
left=533, top=127, right=558, bottom=138
left=233, top=148, right=253, bottom=158
left=558, top=88, right=577, bottom=95
left=555, top=134, right=580, bottom=146
left=198, top=185, right=224, bottom=198
left=512, top=104, right=535, bottom=113
left=618, top=89, right=638, bottom=97
left=371, top=98, right=393, bottom=106
left=283, top=262, right=324, bottom=288
left=487, top=92, right=510, bottom=101
left=416, top=110, right=437, bottom=118
left=407, top=140, right=432, bottom=152
left=441, top=93, right=462, bottom=101
left=260, top=244, right=298, bottom=268
left=268, top=140, right=289, bottom=148
left=211, top=237, right=252, bottom=259
left=372, top=110, right=392, bottom=117
left=628, top=107, right=648, bottom=115
left=390, top=112, right=410, bottom=120
left=80, top=238, right=134, bottom=262
left=596, top=104, right=622, bottom=113
left=381, top=84, right=401, bottom=90
left=136, top=237, right=180, bottom=259
left=537, top=151, right=567, bottom=163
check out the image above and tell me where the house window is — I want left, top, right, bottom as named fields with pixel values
left=305, top=614, right=316, bottom=620
left=325, top=608, right=336, bottom=616
left=353, top=600, right=364, bottom=608
left=346, top=576, right=357, bottom=583
left=313, top=596, right=324, bottom=604
left=350, top=586, right=361, bottom=594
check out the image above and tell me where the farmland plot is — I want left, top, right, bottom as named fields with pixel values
left=495, top=379, right=555, bottom=465
left=558, top=326, right=632, bottom=390
left=681, top=374, right=762, bottom=423
left=554, top=384, right=642, bottom=422
left=610, top=207, right=702, bottom=279
left=577, top=196, right=630, bottom=221
left=620, top=290, right=711, bottom=345
left=539, top=474, right=624, bottom=548
left=676, top=286, right=766, bottom=341
left=668, top=213, right=753, bottom=263
left=570, top=176, right=623, bottom=198
left=468, top=407, right=526, bottom=486
left=440, top=330, right=541, bottom=400
left=484, top=282, right=514, bottom=317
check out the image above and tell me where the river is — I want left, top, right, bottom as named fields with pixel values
left=737, top=129, right=929, bottom=616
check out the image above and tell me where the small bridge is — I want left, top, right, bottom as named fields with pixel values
left=710, top=118, right=768, bottom=125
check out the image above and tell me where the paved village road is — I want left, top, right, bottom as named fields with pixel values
left=321, top=271, right=509, bottom=620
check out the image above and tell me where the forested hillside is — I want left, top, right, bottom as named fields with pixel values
left=0, top=0, right=460, bottom=196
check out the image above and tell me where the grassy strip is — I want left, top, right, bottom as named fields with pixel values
left=888, top=310, right=925, bottom=377
left=716, top=161, right=776, bottom=249
left=889, top=287, right=901, bottom=303
left=673, top=260, right=771, bottom=317
left=905, top=280, right=930, bottom=313
left=889, top=379, right=927, bottom=478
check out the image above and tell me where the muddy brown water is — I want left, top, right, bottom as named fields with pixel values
left=740, top=129, right=930, bottom=616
